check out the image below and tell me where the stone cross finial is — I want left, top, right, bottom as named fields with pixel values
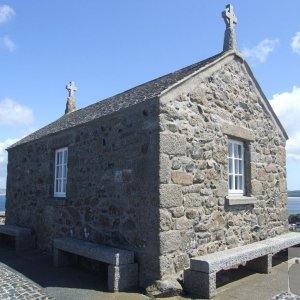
left=222, top=4, right=238, bottom=52
left=66, top=81, right=77, bottom=97
left=222, top=4, right=237, bottom=28
left=65, top=81, right=77, bottom=114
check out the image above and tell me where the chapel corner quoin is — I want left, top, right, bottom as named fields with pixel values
left=3, top=4, right=295, bottom=297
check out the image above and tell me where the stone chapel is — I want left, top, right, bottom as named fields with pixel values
left=5, top=4, right=294, bottom=296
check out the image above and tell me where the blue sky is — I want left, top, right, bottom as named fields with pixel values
left=0, top=1, right=300, bottom=190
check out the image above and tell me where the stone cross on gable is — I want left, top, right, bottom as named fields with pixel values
left=66, top=81, right=77, bottom=98
left=222, top=4, right=237, bottom=29
left=222, top=4, right=238, bottom=51
left=65, top=81, right=77, bottom=114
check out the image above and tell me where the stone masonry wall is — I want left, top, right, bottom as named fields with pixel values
left=6, top=99, right=161, bottom=287
left=5, top=54, right=289, bottom=286
left=158, top=56, right=288, bottom=279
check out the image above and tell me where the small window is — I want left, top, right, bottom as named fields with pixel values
left=54, top=147, right=68, bottom=197
left=228, top=140, right=244, bottom=194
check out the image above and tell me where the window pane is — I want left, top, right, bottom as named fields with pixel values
left=63, top=165, right=67, bottom=179
left=55, top=180, right=59, bottom=193
left=238, top=145, right=242, bottom=158
left=229, top=159, right=233, bottom=173
left=65, top=150, right=68, bottom=164
left=60, top=151, right=63, bottom=164
left=238, top=176, right=243, bottom=190
left=54, top=148, right=68, bottom=196
left=234, top=144, right=238, bottom=157
left=229, top=175, right=233, bottom=190
left=235, top=176, right=239, bottom=189
left=228, top=143, right=233, bottom=157
left=228, top=141, right=245, bottom=193
left=63, top=179, right=66, bottom=193
left=64, top=150, right=68, bottom=164
left=235, top=159, right=238, bottom=173
left=239, top=160, right=243, bottom=175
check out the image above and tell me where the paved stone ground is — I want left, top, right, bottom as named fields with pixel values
left=0, top=262, right=53, bottom=300
left=271, top=292, right=300, bottom=300
left=0, top=245, right=299, bottom=300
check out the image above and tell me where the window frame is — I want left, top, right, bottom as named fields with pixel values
left=228, top=139, right=245, bottom=195
left=54, top=147, right=68, bottom=198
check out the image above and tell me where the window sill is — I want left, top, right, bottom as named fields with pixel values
left=226, top=195, right=257, bottom=205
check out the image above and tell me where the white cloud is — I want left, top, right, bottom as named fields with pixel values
left=291, top=32, right=300, bottom=55
left=242, top=38, right=279, bottom=63
left=0, top=98, right=34, bottom=126
left=0, top=5, right=15, bottom=24
left=2, top=35, right=15, bottom=52
left=270, top=86, right=300, bottom=160
left=0, top=137, right=20, bottom=188
left=0, top=138, right=19, bottom=163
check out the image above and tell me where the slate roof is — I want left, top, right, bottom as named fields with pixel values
left=10, top=52, right=225, bottom=149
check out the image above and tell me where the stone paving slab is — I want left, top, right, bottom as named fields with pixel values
left=0, top=262, right=53, bottom=300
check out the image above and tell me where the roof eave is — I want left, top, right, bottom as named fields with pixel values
left=159, top=50, right=242, bottom=98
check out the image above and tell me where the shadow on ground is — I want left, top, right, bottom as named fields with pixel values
left=1, top=244, right=150, bottom=300
left=0, top=245, right=290, bottom=300
left=0, top=244, right=110, bottom=291
left=178, top=250, right=289, bottom=300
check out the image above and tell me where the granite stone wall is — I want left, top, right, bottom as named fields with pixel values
left=5, top=54, right=288, bottom=287
left=157, top=56, right=288, bottom=279
left=6, top=99, right=161, bottom=287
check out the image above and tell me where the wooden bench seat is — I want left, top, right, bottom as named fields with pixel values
left=184, top=232, right=300, bottom=298
left=0, top=224, right=35, bottom=252
left=53, top=237, right=138, bottom=292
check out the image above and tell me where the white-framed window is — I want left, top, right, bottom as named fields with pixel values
left=228, top=140, right=244, bottom=194
left=54, top=147, right=68, bottom=197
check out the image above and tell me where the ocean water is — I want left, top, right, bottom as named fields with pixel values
left=0, top=195, right=299, bottom=215
left=288, top=197, right=300, bottom=215
left=0, top=195, right=5, bottom=211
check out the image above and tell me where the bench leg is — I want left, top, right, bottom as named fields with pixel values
left=108, top=263, right=138, bottom=292
left=15, top=235, right=35, bottom=252
left=246, top=254, right=272, bottom=274
left=54, top=248, right=76, bottom=267
left=184, top=268, right=216, bottom=299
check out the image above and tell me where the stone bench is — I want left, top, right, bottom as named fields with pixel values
left=0, top=224, right=35, bottom=252
left=184, top=232, right=300, bottom=298
left=53, top=237, right=138, bottom=292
